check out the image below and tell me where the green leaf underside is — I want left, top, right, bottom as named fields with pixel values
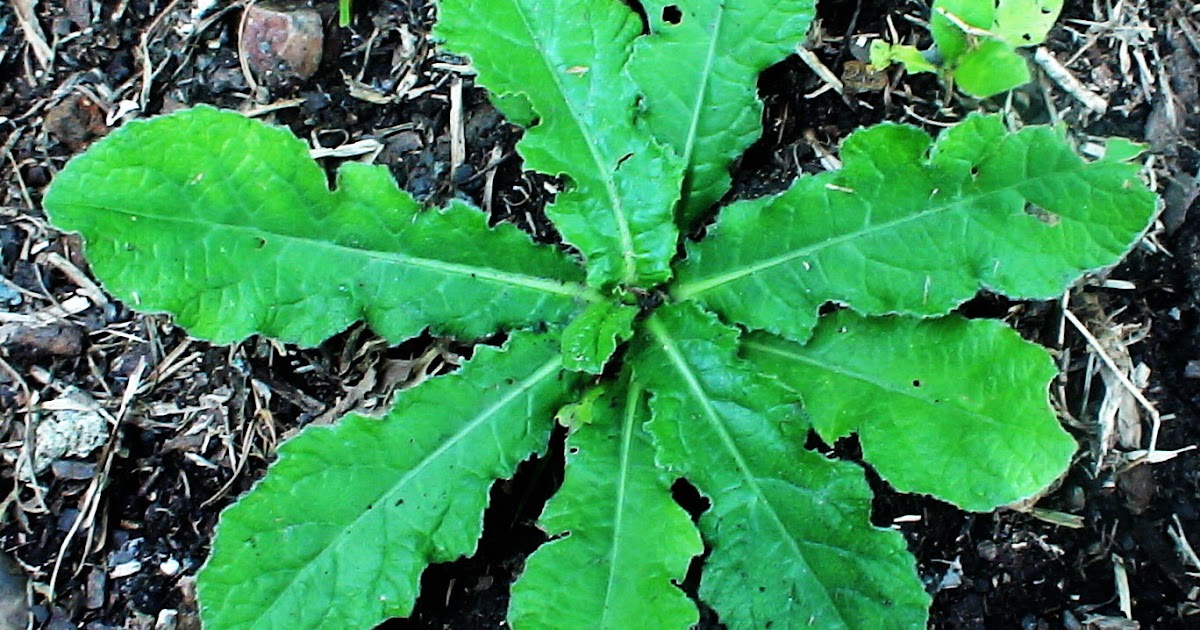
left=632, top=303, right=929, bottom=629
left=436, top=0, right=684, bottom=288
left=560, top=301, right=639, bottom=373
left=744, top=311, right=1076, bottom=512
left=629, top=0, right=816, bottom=228
left=43, top=107, right=593, bottom=347
left=674, top=114, right=1155, bottom=343
left=510, top=381, right=701, bottom=629
left=197, top=333, right=580, bottom=630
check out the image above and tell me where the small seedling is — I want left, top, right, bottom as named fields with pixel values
left=870, top=0, right=1063, bottom=98
left=44, top=0, right=1152, bottom=628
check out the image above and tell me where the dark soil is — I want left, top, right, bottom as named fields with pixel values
left=1, top=0, right=1198, bottom=628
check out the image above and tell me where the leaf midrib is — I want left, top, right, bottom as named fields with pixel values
left=646, top=316, right=848, bottom=627
left=69, top=201, right=602, bottom=302
left=510, top=1, right=639, bottom=285
left=252, top=354, right=565, bottom=628
left=743, top=336, right=1008, bottom=430
left=679, top=5, right=725, bottom=189
left=598, top=382, right=642, bottom=628
left=672, top=167, right=1086, bottom=299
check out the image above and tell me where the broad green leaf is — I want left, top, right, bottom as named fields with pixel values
left=510, top=381, right=701, bottom=630
left=743, top=311, right=1076, bottom=512
left=437, top=0, right=684, bottom=288
left=43, top=107, right=595, bottom=347
left=628, top=0, right=817, bottom=228
left=673, top=114, right=1155, bottom=343
left=632, top=303, right=929, bottom=629
left=953, top=40, right=1030, bottom=98
left=197, top=332, right=580, bottom=630
left=560, top=300, right=639, bottom=373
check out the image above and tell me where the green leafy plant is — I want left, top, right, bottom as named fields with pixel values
left=870, top=0, right=1063, bottom=98
left=43, top=0, right=1154, bottom=628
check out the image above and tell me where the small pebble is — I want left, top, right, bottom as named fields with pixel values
left=43, top=93, right=107, bottom=149
left=155, top=609, right=178, bottom=630
left=1116, top=463, right=1156, bottom=514
left=976, top=540, right=1000, bottom=562
left=240, top=2, right=324, bottom=87
left=1063, top=484, right=1086, bottom=512
left=388, top=130, right=424, bottom=154
left=159, top=558, right=181, bottom=577
left=51, top=460, right=97, bottom=480
left=109, top=560, right=142, bottom=579
left=85, top=568, right=106, bottom=610
left=1185, top=360, right=1200, bottom=379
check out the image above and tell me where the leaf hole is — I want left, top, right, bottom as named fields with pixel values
left=1024, top=204, right=1061, bottom=226
left=912, top=379, right=922, bottom=387
left=671, top=477, right=710, bottom=523
left=1022, top=33, right=1033, bottom=41
left=568, top=447, right=579, bottom=454
left=662, top=5, right=682, bottom=25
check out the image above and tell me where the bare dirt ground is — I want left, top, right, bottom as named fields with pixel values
left=1, top=0, right=1199, bottom=628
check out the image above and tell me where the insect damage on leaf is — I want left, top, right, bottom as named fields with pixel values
left=42, top=0, right=1155, bottom=628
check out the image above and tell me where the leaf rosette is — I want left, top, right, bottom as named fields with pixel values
left=42, top=0, right=1155, bottom=628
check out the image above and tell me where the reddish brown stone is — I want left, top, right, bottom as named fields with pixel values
left=239, top=3, right=324, bottom=87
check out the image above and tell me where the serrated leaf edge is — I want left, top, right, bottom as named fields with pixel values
left=507, top=4, right=645, bottom=286
left=643, top=312, right=848, bottom=621
left=203, top=352, right=566, bottom=626
left=672, top=132, right=1145, bottom=302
